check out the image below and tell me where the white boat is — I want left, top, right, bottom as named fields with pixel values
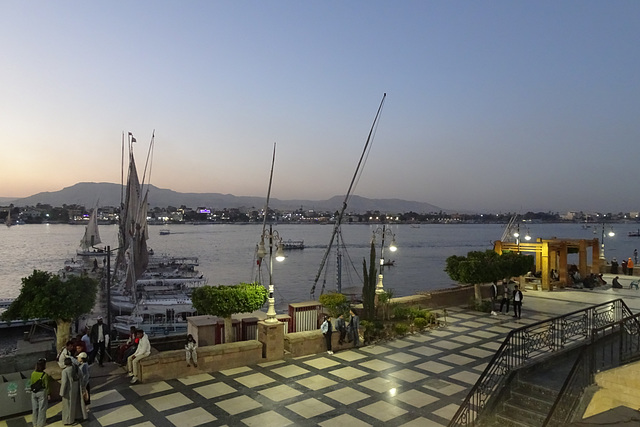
left=282, top=240, right=304, bottom=250
left=109, top=132, right=206, bottom=337
left=5, top=209, right=11, bottom=227
left=77, top=206, right=107, bottom=257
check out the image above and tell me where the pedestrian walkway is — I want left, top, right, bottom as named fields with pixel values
left=2, top=308, right=553, bottom=427
left=3, top=281, right=640, bottom=427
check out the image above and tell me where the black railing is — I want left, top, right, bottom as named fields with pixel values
left=543, top=310, right=640, bottom=426
left=448, top=299, right=633, bottom=427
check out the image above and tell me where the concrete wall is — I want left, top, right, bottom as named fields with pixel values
left=139, top=340, right=263, bottom=383
left=284, top=330, right=355, bottom=357
left=582, top=360, right=640, bottom=418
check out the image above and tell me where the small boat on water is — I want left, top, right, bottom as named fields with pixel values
left=159, top=229, right=170, bottom=235
left=629, top=230, right=640, bottom=237
left=282, top=240, right=304, bottom=250
left=77, top=206, right=108, bottom=257
left=382, top=259, right=395, bottom=267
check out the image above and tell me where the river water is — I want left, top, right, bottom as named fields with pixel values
left=2, top=222, right=640, bottom=310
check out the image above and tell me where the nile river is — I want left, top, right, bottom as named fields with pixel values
left=2, top=222, right=640, bottom=310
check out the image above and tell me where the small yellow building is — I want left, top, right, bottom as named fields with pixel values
left=494, top=238, right=601, bottom=290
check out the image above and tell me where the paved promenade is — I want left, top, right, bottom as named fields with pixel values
left=3, top=274, right=639, bottom=427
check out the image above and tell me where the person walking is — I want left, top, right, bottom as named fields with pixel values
left=128, top=329, right=151, bottom=384
left=335, top=314, right=347, bottom=345
left=30, top=358, right=50, bottom=427
left=499, top=282, right=510, bottom=315
left=185, top=334, right=198, bottom=367
left=622, top=259, right=628, bottom=275
left=513, top=285, right=523, bottom=319
left=89, top=316, right=109, bottom=367
left=348, top=309, right=360, bottom=347
left=628, top=258, right=634, bottom=276
left=321, top=316, right=333, bottom=354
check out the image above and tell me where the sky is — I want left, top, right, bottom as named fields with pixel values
left=1, top=1, right=639, bottom=213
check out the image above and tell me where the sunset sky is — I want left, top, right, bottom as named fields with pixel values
left=1, top=1, right=639, bottom=213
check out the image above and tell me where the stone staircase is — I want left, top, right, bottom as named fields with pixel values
left=495, top=380, right=558, bottom=427
left=488, top=349, right=581, bottom=427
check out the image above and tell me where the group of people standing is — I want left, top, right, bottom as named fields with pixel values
left=491, top=280, right=524, bottom=319
left=321, top=308, right=360, bottom=355
left=610, top=256, right=636, bottom=276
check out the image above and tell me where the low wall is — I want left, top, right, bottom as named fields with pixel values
left=139, top=340, right=263, bottom=383
left=284, top=330, right=354, bottom=357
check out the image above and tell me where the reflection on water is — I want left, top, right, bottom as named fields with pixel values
left=1, top=223, right=640, bottom=309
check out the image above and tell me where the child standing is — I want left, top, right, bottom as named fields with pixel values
left=186, top=334, right=198, bottom=367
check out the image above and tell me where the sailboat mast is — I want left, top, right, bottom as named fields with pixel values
left=311, top=93, right=387, bottom=298
left=261, top=143, right=277, bottom=233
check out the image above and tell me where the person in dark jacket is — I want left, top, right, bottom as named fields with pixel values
left=335, top=314, right=347, bottom=344
left=513, top=285, right=523, bottom=319
left=348, top=309, right=360, bottom=347
left=89, top=316, right=109, bottom=367
left=612, top=276, right=623, bottom=289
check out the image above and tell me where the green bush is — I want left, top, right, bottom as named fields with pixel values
left=319, top=293, right=349, bottom=318
left=393, top=306, right=412, bottom=320
left=413, top=317, right=427, bottom=330
left=394, top=322, right=409, bottom=336
left=468, top=297, right=493, bottom=313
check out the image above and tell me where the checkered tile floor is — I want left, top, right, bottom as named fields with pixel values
left=2, top=309, right=551, bottom=427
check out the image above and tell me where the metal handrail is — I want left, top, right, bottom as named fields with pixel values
left=448, top=298, right=633, bottom=427
left=543, top=310, right=640, bottom=426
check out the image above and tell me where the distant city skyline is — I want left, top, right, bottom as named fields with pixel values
left=1, top=2, right=639, bottom=213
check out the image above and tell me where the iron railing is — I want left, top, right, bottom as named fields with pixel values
left=543, top=310, right=640, bottom=426
left=448, top=299, right=633, bottom=427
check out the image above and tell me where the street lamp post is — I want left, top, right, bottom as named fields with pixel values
left=600, top=223, right=615, bottom=260
left=257, top=224, right=285, bottom=324
left=372, top=224, right=397, bottom=295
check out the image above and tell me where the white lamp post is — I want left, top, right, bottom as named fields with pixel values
left=600, top=223, right=615, bottom=260
left=257, top=224, right=285, bottom=323
left=372, top=224, right=397, bottom=294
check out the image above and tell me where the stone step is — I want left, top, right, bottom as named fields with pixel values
left=494, top=412, right=542, bottom=427
left=502, top=401, right=548, bottom=426
left=513, top=380, right=559, bottom=402
left=510, top=388, right=555, bottom=414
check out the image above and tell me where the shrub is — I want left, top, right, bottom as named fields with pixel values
left=393, top=306, right=412, bottom=320
left=319, top=293, right=349, bottom=318
left=394, top=323, right=409, bottom=336
left=413, top=317, right=427, bottom=330
left=468, top=297, right=492, bottom=313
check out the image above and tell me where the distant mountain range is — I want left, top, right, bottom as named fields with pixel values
left=2, top=182, right=445, bottom=214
